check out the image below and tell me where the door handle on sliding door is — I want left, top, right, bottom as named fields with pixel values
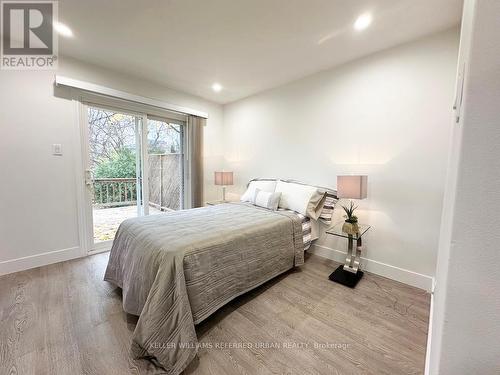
left=85, top=169, right=94, bottom=186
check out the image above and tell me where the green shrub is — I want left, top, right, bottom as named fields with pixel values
left=94, top=148, right=136, bottom=178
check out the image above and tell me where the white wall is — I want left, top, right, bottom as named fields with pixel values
left=429, top=0, right=500, bottom=373
left=0, top=57, right=223, bottom=274
left=223, top=29, right=459, bottom=289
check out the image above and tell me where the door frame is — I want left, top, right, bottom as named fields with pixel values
left=74, top=92, right=189, bottom=255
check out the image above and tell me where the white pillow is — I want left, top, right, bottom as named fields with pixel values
left=275, top=180, right=325, bottom=218
left=253, top=188, right=281, bottom=210
left=240, top=180, right=277, bottom=203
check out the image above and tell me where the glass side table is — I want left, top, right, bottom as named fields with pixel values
left=325, top=222, right=371, bottom=288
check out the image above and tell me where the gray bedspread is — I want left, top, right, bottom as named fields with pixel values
left=104, top=202, right=304, bottom=374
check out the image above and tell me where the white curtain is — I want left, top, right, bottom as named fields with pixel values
left=187, top=115, right=205, bottom=207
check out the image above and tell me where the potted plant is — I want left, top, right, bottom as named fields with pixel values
left=341, top=201, right=360, bottom=235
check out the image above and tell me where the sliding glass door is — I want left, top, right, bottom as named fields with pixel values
left=145, top=116, right=185, bottom=215
left=82, top=103, right=186, bottom=251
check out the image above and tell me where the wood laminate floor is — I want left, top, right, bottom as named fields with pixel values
left=0, top=252, right=430, bottom=375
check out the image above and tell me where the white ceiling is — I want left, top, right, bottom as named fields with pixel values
left=58, top=0, right=462, bottom=104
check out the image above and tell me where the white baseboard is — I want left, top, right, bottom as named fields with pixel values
left=0, top=246, right=82, bottom=276
left=310, top=244, right=433, bottom=291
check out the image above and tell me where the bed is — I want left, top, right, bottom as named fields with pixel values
left=104, top=180, right=336, bottom=375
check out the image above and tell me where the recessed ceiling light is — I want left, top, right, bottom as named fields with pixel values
left=354, top=13, right=372, bottom=31
left=212, top=83, right=222, bottom=92
left=54, top=21, right=74, bottom=38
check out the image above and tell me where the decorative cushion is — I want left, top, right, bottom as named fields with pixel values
left=253, top=188, right=281, bottom=210
left=240, top=179, right=277, bottom=202
left=275, top=180, right=325, bottom=219
left=317, top=192, right=338, bottom=224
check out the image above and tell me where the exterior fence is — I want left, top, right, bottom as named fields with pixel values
left=148, top=154, right=182, bottom=211
left=92, top=154, right=182, bottom=211
left=93, top=178, right=136, bottom=207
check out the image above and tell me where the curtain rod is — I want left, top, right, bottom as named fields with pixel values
left=54, top=75, right=209, bottom=119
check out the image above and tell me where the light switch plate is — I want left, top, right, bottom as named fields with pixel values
left=52, top=144, right=62, bottom=156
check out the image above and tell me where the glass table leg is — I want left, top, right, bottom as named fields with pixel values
left=343, top=235, right=355, bottom=273
left=343, top=236, right=362, bottom=273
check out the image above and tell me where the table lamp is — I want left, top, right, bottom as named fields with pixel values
left=337, top=175, right=368, bottom=234
left=214, top=171, right=233, bottom=202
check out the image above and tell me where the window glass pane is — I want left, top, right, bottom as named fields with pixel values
left=147, top=118, right=184, bottom=213
left=87, top=107, right=141, bottom=243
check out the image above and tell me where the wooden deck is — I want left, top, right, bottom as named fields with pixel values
left=93, top=205, right=162, bottom=242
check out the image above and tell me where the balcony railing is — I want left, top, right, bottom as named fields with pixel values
left=92, top=154, right=182, bottom=210
left=93, top=178, right=137, bottom=208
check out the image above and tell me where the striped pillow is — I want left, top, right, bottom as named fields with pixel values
left=318, top=192, right=338, bottom=225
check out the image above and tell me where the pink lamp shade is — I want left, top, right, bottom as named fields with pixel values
left=337, top=175, right=368, bottom=199
left=214, top=171, right=234, bottom=186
